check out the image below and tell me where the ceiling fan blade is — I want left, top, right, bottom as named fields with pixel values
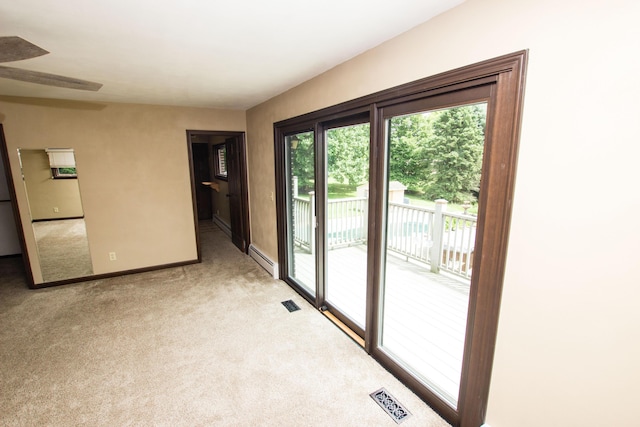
left=0, top=65, right=102, bottom=91
left=0, top=36, right=49, bottom=63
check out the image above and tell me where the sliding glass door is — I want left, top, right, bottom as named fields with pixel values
left=379, top=102, right=487, bottom=407
left=280, top=95, right=491, bottom=407
left=281, top=120, right=371, bottom=335
left=275, top=52, right=527, bottom=427
left=285, top=131, right=316, bottom=297
left=323, top=122, right=370, bottom=331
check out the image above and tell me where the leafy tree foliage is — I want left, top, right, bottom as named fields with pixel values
left=290, top=103, right=486, bottom=203
left=290, top=132, right=314, bottom=192
left=327, top=124, right=369, bottom=186
left=419, top=104, right=486, bottom=202
left=388, top=114, right=431, bottom=190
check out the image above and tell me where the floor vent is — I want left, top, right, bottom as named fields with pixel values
left=370, top=388, right=412, bottom=424
left=281, top=300, right=300, bottom=312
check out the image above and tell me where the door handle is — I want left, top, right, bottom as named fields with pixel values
left=226, top=194, right=231, bottom=197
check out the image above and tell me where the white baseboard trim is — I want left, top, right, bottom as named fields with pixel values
left=248, top=244, right=279, bottom=279
left=212, top=216, right=231, bottom=238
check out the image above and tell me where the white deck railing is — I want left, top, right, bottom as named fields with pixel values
left=386, top=202, right=435, bottom=264
left=327, top=197, right=368, bottom=247
left=293, top=195, right=314, bottom=251
left=292, top=195, right=476, bottom=279
left=439, top=210, right=476, bottom=279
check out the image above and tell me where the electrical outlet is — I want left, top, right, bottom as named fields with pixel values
left=109, top=252, right=117, bottom=261
left=53, top=207, right=59, bottom=213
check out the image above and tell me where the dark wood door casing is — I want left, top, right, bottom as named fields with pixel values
left=187, top=130, right=250, bottom=259
left=273, top=51, right=528, bottom=427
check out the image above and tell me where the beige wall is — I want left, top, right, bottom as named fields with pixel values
left=1, top=97, right=245, bottom=284
left=246, top=0, right=640, bottom=426
left=20, top=149, right=84, bottom=220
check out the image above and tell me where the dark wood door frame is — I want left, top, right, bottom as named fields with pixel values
left=186, top=130, right=250, bottom=259
left=274, top=51, right=527, bottom=427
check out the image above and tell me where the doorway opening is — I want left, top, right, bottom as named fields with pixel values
left=0, top=124, right=30, bottom=285
left=187, top=130, right=250, bottom=258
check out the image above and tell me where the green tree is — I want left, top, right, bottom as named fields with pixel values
left=289, top=104, right=486, bottom=203
left=388, top=114, right=431, bottom=191
left=420, top=104, right=486, bottom=202
left=290, top=132, right=314, bottom=192
left=327, top=124, right=369, bottom=186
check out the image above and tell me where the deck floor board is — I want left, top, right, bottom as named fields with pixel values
left=291, top=244, right=469, bottom=405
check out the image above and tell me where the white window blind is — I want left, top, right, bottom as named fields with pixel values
left=46, top=148, right=76, bottom=168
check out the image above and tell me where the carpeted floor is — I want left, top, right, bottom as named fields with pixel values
left=32, top=218, right=93, bottom=282
left=0, top=223, right=451, bottom=427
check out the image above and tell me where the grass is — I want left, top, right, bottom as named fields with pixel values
left=404, top=194, right=478, bottom=215
left=296, top=184, right=478, bottom=215
left=327, top=183, right=358, bottom=199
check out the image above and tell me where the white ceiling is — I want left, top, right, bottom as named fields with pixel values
left=0, top=0, right=463, bottom=110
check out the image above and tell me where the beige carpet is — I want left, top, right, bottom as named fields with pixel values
left=0, top=223, right=451, bottom=427
left=32, top=218, right=93, bottom=282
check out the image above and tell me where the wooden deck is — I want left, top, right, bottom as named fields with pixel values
left=291, top=244, right=469, bottom=406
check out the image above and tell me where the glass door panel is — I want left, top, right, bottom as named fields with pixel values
left=380, top=103, right=487, bottom=407
left=324, top=123, right=370, bottom=329
left=286, top=131, right=316, bottom=296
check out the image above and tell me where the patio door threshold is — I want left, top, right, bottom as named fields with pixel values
left=321, top=308, right=365, bottom=347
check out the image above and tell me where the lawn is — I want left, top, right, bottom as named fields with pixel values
left=325, top=184, right=478, bottom=215
left=327, top=183, right=358, bottom=199
left=296, top=184, right=478, bottom=215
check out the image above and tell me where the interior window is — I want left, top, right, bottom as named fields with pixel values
left=214, top=144, right=228, bottom=180
left=46, top=148, right=77, bottom=179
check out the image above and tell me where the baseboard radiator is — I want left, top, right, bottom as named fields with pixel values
left=248, top=244, right=279, bottom=279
